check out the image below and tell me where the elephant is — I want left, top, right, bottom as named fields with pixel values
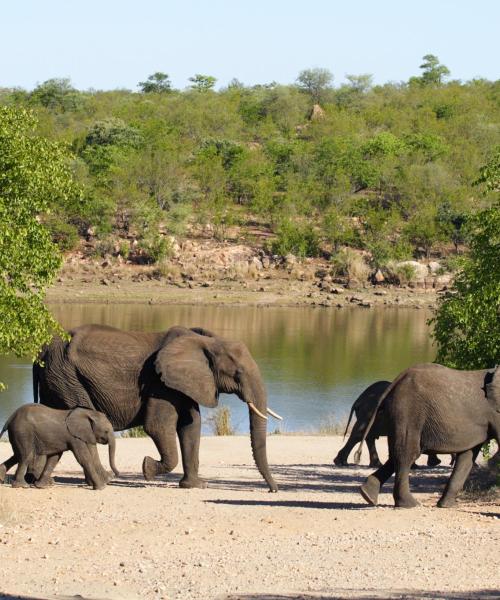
left=0, top=404, right=119, bottom=490
left=358, top=363, right=500, bottom=508
left=33, top=324, right=281, bottom=492
left=333, top=380, right=441, bottom=468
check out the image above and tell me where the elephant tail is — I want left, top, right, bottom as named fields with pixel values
left=343, top=405, right=356, bottom=439
left=353, top=375, right=402, bottom=464
left=33, top=362, right=40, bottom=403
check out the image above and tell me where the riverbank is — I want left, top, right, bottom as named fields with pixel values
left=46, top=253, right=442, bottom=309
left=0, top=436, right=498, bottom=600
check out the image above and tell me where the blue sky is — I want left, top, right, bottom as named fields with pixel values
left=1, top=0, right=498, bottom=91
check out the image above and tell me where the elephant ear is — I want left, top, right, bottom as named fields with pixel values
left=155, top=335, right=218, bottom=408
left=66, top=408, right=97, bottom=444
left=486, top=366, right=500, bottom=412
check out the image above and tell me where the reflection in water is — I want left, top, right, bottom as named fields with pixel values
left=0, top=304, right=435, bottom=433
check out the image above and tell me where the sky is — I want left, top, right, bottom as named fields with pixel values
left=1, top=0, right=498, bottom=91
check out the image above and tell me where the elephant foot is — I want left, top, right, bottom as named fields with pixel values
left=410, top=462, right=423, bottom=470
left=359, top=475, right=381, bottom=506
left=12, top=480, right=30, bottom=489
left=333, top=455, right=347, bottom=467
left=179, top=476, right=207, bottom=489
left=437, top=497, right=456, bottom=508
left=142, top=456, right=158, bottom=481
left=395, top=496, right=420, bottom=509
left=92, top=482, right=106, bottom=491
left=0, top=464, right=6, bottom=484
left=34, top=478, right=53, bottom=489
left=24, top=473, right=37, bottom=484
left=369, top=459, right=383, bottom=468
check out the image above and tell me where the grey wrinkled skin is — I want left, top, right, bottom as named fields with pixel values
left=359, top=364, right=500, bottom=509
left=34, top=324, right=277, bottom=492
left=333, top=380, right=441, bottom=468
left=0, top=404, right=118, bottom=490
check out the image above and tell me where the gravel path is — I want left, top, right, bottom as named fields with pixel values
left=0, top=436, right=498, bottom=600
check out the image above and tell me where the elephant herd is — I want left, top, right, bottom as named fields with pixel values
left=0, top=323, right=499, bottom=509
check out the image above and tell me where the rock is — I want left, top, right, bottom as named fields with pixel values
left=428, top=261, right=442, bottom=274
left=262, top=256, right=271, bottom=269
left=374, top=269, right=385, bottom=283
left=396, top=261, right=428, bottom=281
left=251, top=257, right=263, bottom=270
left=374, top=290, right=388, bottom=296
left=315, top=269, right=329, bottom=279
left=285, top=254, right=297, bottom=267
left=346, top=278, right=360, bottom=289
left=350, top=296, right=363, bottom=303
left=435, top=273, right=453, bottom=288
left=330, top=287, right=344, bottom=295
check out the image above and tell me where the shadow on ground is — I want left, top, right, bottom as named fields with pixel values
left=223, top=588, right=500, bottom=600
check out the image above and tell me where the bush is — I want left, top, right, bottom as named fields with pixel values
left=330, top=248, right=370, bottom=282
left=137, top=233, right=172, bottom=264
left=208, top=406, right=234, bottom=436
left=122, top=426, right=148, bottom=438
left=385, top=261, right=417, bottom=285
left=271, top=218, right=320, bottom=258
left=45, top=215, right=79, bottom=252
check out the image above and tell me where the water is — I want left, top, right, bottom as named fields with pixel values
left=0, top=304, right=435, bottom=434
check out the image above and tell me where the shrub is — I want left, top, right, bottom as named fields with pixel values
left=330, top=248, right=370, bottom=282
left=271, top=218, right=320, bottom=258
left=386, top=261, right=417, bottom=285
left=122, top=426, right=148, bottom=438
left=137, top=233, right=172, bottom=264
left=45, top=215, right=79, bottom=252
left=208, top=406, right=234, bottom=436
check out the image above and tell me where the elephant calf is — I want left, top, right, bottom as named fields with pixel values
left=334, top=381, right=442, bottom=468
left=0, top=404, right=119, bottom=490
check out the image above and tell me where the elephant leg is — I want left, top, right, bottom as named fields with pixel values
left=437, top=448, right=475, bottom=508
left=427, top=452, right=441, bottom=467
left=0, top=455, right=18, bottom=483
left=34, top=454, right=61, bottom=489
left=25, top=454, right=47, bottom=484
left=359, top=459, right=394, bottom=506
left=333, top=430, right=360, bottom=466
left=12, top=458, right=31, bottom=488
left=177, top=403, right=206, bottom=489
left=393, top=433, right=420, bottom=508
left=366, top=435, right=382, bottom=468
left=71, top=441, right=106, bottom=490
left=87, top=444, right=112, bottom=484
left=142, top=397, right=179, bottom=481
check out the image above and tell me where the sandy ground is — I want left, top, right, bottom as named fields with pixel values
left=0, top=436, right=498, bottom=600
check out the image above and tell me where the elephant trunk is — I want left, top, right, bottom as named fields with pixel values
left=108, top=432, right=120, bottom=477
left=245, top=378, right=278, bottom=493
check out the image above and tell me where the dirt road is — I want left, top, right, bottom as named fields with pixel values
left=0, top=436, right=498, bottom=600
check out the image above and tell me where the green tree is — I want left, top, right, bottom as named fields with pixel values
left=431, top=203, right=500, bottom=368
left=138, top=72, right=172, bottom=93
left=30, top=78, right=83, bottom=111
left=189, top=74, right=217, bottom=91
left=296, top=68, right=333, bottom=105
left=0, top=107, right=78, bottom=363
left=410, top=54, right=450, bottom=86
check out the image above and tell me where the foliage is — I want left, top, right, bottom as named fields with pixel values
left=431, top=203, right=500, bottom=369
left=208, top=406, right=234, bottom=436
left=0, top=107, right=78, bottom=362
left=271, top=219, right=320, bottom=258
left=296, top=68, right=333, bottom=104
left=138, top=72, right=172, bottom=94
left=0, top=58, right=498, bottom=264
left=189, top=74, right=217, bottom=91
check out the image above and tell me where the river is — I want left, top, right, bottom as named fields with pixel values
left=0, top=304, right=435, bottom=433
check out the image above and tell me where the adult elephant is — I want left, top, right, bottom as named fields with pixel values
left=333, top=380, right=441, bottom=468
left=358, top=364, right=499, bottom=508
left=34, top=324, right=280, bottom=492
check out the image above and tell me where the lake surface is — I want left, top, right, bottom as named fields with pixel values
left=0, top=304, right=435, bottom=434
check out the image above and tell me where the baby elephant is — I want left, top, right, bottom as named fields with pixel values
left=0, top=404, right=119, bottom=490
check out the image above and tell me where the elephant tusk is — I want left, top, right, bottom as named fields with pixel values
left=267, top=407, right=283, bottom=421
left=247, top=402, right=268, bottom=420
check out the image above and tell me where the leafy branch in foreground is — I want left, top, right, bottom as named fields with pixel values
left=431, top=202, right=499, bottom=369
left=0, top=107, right=79, bottom=363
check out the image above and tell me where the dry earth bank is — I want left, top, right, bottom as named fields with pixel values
left=0, top=437, right=498, bottom=600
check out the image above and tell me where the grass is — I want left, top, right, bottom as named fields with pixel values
left=315, top=414, right=345, bottom=436
left=207, top=406, right=235, bottom=436
left=121, top=426, right=148, bottom=438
